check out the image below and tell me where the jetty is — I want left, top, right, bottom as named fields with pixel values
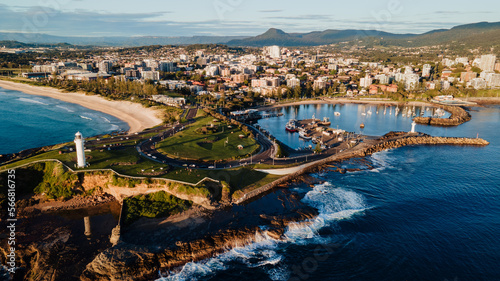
left=414, top=105, right=471, bottom=126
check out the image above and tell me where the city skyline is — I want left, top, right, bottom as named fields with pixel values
left=0, top=0, right=499, bottom=37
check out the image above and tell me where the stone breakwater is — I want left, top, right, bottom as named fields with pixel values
left=235, top=133, right=489, bottom=205
left=360, top=135, right=489, bottom=156
left=80, top=208, right=318, bottom=281
left=414, top=106, right=471, bottom=126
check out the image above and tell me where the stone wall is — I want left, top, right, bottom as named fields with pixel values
left=414, top=106, right=471, bottom=126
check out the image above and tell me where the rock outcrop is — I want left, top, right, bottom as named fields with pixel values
left=80, top=208, right=318, bottom=280
left=413, top=106, right=471, bottom=126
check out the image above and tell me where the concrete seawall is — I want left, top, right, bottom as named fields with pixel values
left=414, top=106, right=471, bottom=126
left=235, top=134, right=489, bottom=205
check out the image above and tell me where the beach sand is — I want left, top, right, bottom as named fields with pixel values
left=0, top=80, right=164, bottom=134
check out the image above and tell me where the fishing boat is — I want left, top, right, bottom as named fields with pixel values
left=298, top=128, right=312, bottom=140
left=318, top=117, right=331, bottom=126
left=285, top=120, right=298, bottom=132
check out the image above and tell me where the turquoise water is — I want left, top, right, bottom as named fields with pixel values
left=0, top=87, right=129, bottom=154
left=161, top=105, right=500, bottom=281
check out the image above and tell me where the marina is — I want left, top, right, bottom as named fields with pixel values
left=258, top=103, right=451, bottom=150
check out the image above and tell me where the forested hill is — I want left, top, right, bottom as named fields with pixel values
left=227, top=22, right=500, bottom=49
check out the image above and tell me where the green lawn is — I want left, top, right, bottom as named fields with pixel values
left=0, top=146, right=279, bottom=189
left=156, top=115, right=260, bottom=161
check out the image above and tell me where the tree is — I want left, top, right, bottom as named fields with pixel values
left=314, top=143, right=322, bottom=154
left=293, top=86, right=302, bottom=99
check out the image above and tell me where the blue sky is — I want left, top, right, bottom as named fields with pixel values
left=0, top=0, right=499, bottom=37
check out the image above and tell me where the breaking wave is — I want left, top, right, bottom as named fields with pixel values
left=18, top=97, right=48, bottom=105
left=157, top=182, right=368, bottom=281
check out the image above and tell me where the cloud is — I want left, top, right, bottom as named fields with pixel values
left=259, top=9, right=284, bottom=13
left=434, top=10, right=494, bottom=15
left=0, top=4, right=491, bottom=38
left=0, top=5, right=263, bottom=37
left=265, top=14, right=334, bottom=21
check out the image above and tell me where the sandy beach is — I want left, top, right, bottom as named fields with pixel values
left=0, top=80, right=164, bottom=134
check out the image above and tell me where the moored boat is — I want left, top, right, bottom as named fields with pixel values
left=318, top=117, right=331, bottom=126
left=285, top=119, right=298, bottom=132
left=298, top=128, right=312, bottom=140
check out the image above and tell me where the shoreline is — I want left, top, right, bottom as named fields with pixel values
left=260, top=98, right=432, bottom=111
left=0, top=80, right=164, bottom=134
left=260, top=97, right=500, bottom=111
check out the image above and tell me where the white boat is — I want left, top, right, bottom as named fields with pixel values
left=318, top=117, right=331, bottom=126
left=298, top=129, right=312, bottom=140
left=367, top=109, right=373, bottom=115
left=285, top=119, right=298, bottom=132
left=361, top=112, right=367, bottom=116
left=334, top=112, right=341, bottom=116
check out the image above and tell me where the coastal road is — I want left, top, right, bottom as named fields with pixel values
left=136, top=109, right=277, bottom=170
left=135, top=108, right=382, bottom=172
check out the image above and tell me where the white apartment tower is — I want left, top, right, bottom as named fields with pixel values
left=422, top=64, right=432, bottom=77
left=74, top=132, right=86, bottom=168
left=359, top=74, right=372, bottom=88
left=264, top=46, right=281, bottom=59
left=480, top=55, right=497, bottom=72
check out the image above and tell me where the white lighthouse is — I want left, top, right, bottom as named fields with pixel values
left=74, top=132, right=86, bottom=168
left=411, top=121, right=417, bottom=134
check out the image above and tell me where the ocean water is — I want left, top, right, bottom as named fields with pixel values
left=160, top=105, right=500, bottom=281
left=0, top=87, right=129, bottom=154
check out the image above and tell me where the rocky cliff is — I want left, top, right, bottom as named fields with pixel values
left=80, top=208, right=318, bottom=280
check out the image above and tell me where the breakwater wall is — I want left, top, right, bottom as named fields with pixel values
left=235, top=134, right=489, bottom=205
left=361, top=135, right=489, bottom=156
left=414, top=106, right=471, bottom=126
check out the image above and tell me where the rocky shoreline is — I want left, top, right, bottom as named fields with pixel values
left=1, top=131, right=490, bottom=280
left=80, top=207, right=318, bottom=280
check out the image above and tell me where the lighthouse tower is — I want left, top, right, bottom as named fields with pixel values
left=411, top=121, right=417, bottom=134
left=74, top=132, right=86, bottom=168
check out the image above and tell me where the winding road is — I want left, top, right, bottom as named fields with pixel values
left=133, top=107, right=371, bottom=171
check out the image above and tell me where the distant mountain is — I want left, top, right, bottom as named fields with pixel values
left=2, top=21, right=500, bottom=48
left=0, top=40, right=74, bottom=49
left=0, top=33, right=248, bottom=47
left=227, top=28, right=416, bottom=47
left=228, top=22, right=500, bottom=48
